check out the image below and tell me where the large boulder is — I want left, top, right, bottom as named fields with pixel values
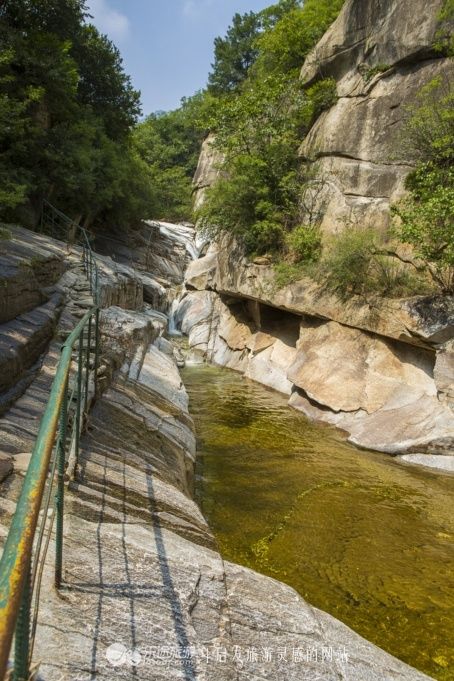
left=301, top=0, right=447, bottom=92
left=189, top=239, right=454, bottom=352
left=287, top=320, right=436, bottom=414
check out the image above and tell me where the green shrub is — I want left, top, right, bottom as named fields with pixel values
left=393, top=164, right=454, bottom=292
left=273, top=262, right=306, bottom=289
left=321, top=228, right=377, bottom=297
left=363, top=64, right=390, bottom=82
left=392, top=76, right=454, bottom=292
left=285, top=224, right=322, bottom=263
left=307, top=77, right=338, bottom=113
left=319, top=228, right=431, bottom=299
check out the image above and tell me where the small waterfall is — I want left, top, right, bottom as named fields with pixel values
left=143, top=219, right=201, bottom=340
left=146, top=220, right=200, bottom=261
left=168, top=297, right=182, bottom=336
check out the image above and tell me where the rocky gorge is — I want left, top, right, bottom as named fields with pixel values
left=0, top=0, right=452, bottom=678
left=185, top=0, right=454, bottom=467
left=0, top=219, right=442, bottom=680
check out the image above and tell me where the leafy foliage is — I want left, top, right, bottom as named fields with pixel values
left=318, top=228, right=430, bottom=299
left=208, top=12, right=263, bottom=95
left=393, top=76, right=454, bottom=292
left=285, top=224, right=322, bottom=263
left=198, top=0, right=344, bottom=255
left=0, top=0, right=152, bottom=230
left=434, top=0, right=454, bottom=55
left=254, top=0, right=344, bottom=75
left=133, top=93, right=215, bottom=221
left=207, top=1, right=302, bottom=96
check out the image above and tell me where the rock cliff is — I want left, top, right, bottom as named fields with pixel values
left=0, top=224, right=432, bottom=680
left=177, top=249, right=454, bottom=457
left=194, top=0, right=453, bottom=234
left=299, top=0, right=453, bottom=233
left=183, top=0, right=454, bottom=464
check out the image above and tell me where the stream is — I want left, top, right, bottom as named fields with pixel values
left=182, top=363, right=454, bottom=681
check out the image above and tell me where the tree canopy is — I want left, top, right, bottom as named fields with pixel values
left=197, top=0, right=344, bottom=255
left=0, top=0, right=152, bottom=229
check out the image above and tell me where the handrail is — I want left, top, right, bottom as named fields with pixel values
left=40, top=200, right=100, bottom=306
left=0, top=202, right=101, bottom=680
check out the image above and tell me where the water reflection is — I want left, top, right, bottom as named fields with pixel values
left=184, top=364, right=454, bottom=681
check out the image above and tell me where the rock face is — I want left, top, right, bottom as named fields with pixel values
left=192, top=1, right=453, bottom=235
left=299, top=0, right=453, bottom=233
left=178, top=248, right=454, bottom=455
left=0, top=226, right=67, bottom=323
left=193, top=134, right=225, bottom=211
left=94, top=220, right=198, bottom=291
left=185, top=240, right=454, bottom=350
left=28, top=301, right=431, bottom=681
left=184, top=0, right=454, bottom=461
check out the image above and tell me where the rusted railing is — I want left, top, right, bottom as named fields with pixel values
left=0, top=202, right=101, bottom=680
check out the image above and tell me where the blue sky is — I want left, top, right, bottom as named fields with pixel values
left=86, top=0, right=271, bottom=116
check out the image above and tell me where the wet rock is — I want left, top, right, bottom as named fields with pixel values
left=246, top=339, right=297, bottom=395
left=399, top=454, right=454, bottom=473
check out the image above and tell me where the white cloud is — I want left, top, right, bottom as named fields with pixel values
left=87, top=0, right=130, bottom=42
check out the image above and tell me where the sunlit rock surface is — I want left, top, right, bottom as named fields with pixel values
left=32, top=309, right=432, bottom=681
left=178, top=252, right=454, bottom=455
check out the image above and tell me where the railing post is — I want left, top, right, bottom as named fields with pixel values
left=75, top=334, right=84, bottom=469
left=84, top=315, right=92, bottom=417
left=89, top=252, right=93, bottom=297
left=13, top=559, right=31, bottom=681
left=95, top=264, right=99, bottom=307
left=55, top=378, right=68, bottom=589
left=94, top=308, right=100, bottom=397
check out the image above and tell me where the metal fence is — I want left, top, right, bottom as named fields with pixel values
left=0, top=202, right=101, bottom=680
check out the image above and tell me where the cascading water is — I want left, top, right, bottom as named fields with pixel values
left=167, top=297, right=182, bottom=336
left=146, top=220, right=201, bottom=337
left=146, top=220, right=202, bottom=262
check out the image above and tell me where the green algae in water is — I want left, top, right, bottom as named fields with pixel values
left=183, top=363, right=454, bottom=681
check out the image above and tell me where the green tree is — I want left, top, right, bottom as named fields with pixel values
left=199, top=0, right=344, bottom=255
left=208, top=11, right=263, bottom=95
left=254, top=0, right=344, bottom=75
left=73, top=25, right=141, bottom=139
left=0, top=0, right=153, bottom=230
left=393, top=76, right=454, bottom=292
left=134, top=92, right=214, bottom=221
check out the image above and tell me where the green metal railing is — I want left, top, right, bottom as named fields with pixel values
left=41, top=199, right=99, bottom=306
left=0, top=202, right=101, bottom=680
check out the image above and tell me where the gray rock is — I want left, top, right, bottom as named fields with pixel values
left=399, top=454, right=454, bottom=472
left=193, top=134, right=225, bottom=211
left=0, top=226, right=67, bottom=324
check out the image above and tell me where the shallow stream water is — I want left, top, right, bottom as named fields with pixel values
left=183, top=363, right=454, bottom=681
